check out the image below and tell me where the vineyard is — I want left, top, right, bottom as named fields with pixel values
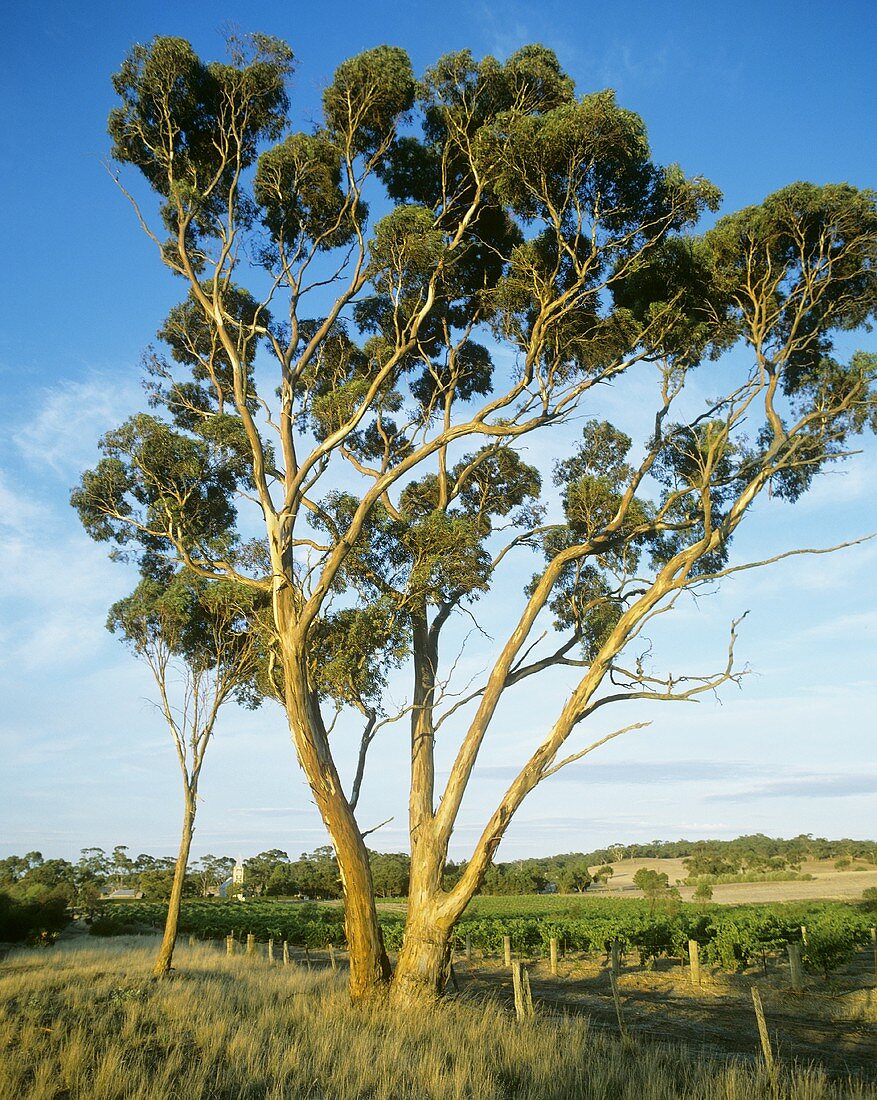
left=91, top=897, right=876, bottom=978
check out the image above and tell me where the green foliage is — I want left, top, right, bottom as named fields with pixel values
left=566, top=834, right=876, bottom=868
left=693, top=883, right=713, bottom=903
left=90, top=899, right=350, bottom=947
left=72, top=413, right=242, bottom=556
left=0, top=891, right=70, bottom=944
left=255, top=132, right=354, bottom=249
left=632, top=868, right=671, bottom=895
left=87, top=894, right=873, bottom=983
left=480, top=863, right=548, bottom=895
left=368, top=852, right=411, bottom=898
left=687, top=871, right=812, bottom=886
left=109, top=34, right=293, bottom=245
left=87, top=34, right=877, bottom=726
left=322, top=46, right=416, bottom=156
left=802, top=911, right=870, bottom=978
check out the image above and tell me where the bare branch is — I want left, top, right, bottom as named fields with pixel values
left=540, top=722, right=652, bottom=779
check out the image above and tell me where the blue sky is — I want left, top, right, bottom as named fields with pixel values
left=1, top=1, right=875, bottom=863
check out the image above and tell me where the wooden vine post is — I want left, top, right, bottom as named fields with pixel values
left=751, top=987, right=776, bottom=1078
left=609, top=973, right=626, bottom=1039
left=787, top=942, right=803, bottom=992
left=511, top=960, right=534, bottom=1021
left=688, top=940, right=701, bottom=986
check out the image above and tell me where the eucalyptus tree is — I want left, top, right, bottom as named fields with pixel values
left=106, top=569, right=263, bottom=976
left=74, top=33, right=877, bottom=1002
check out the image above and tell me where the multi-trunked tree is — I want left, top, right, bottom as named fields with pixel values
left=74, top=34, right=877, bottom=1002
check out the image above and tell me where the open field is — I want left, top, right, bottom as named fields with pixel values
left=590, top=859, right=877, bottom=904
left=1, top=937, right=875, bottom=1099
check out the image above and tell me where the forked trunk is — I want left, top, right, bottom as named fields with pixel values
left=390, top=911, right=453, bottom=1005
left=152, top=795, right=195, bottom=977
left=389, top=832, right=458, bottom=1004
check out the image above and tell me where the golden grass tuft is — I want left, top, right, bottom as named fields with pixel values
left=0, top=937, right=873, bottom=1099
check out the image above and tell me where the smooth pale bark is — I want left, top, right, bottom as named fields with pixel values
left=389, top=609, right=456, bottom=1003
left=279, top=616, right=390, bottom=999
left=391, top=831, right=453, bottom=1003
left=152, top=794, right=195, bottom=977
left=392, top=912, right=453, bottom=1004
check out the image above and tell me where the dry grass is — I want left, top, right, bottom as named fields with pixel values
left=1, top=937, right=874, bottom=1099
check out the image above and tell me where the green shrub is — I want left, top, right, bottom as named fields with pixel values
left=0, top=890, right=70, bottom=944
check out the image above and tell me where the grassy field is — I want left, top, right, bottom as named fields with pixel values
left=596, top=858, right=877, bottom=904
left=1, top=937, right=875, bottom=1099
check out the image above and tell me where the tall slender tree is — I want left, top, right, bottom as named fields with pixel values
left=108, top=569, right=263, bottom=976
left=75, top=34, right=877, bottom=1001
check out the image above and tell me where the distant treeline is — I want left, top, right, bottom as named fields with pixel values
left=499, top=835, right=877, bottom=894
left=2, top=835, right=875, bottom=910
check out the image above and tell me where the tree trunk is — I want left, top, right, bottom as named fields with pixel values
left=280, top=630, right=390, bottom=999
left=338, top=844, right=392, bottom=999
left=389, top=608, right=456, bottom=1004
left=391, top=908, right=453, bottom=1005
left=152, top=794, right=195, bottom=977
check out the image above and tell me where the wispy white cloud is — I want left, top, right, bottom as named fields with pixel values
left=474, top=1, right=532, bottom=60
left=709, top=771, right=877, bottom=802
left=471, top=759, right=760, bottom=785
left=0, top=471, right=44, bottom=534
left=0, top=470, right=134, bottom=671
left=12, top=372, right=142, bottom=479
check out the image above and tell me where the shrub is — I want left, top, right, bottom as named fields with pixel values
left=0, top=891, right=70, bottom=943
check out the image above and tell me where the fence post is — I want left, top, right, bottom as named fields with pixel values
left=503, top=935, right=512, bottom=968
left=267, top=938, right=274, bottom=964
left=304, top=947, right=312, bottom=970
left=465, top=934, right=472, bottom=962
left=188, top=934, right=196, bottom=948
left=522, top=965, right=534, bottom=1017
left=512, top=960, right=525, bottom=1021
left=800, top=924, right=809, bottom=947
left=226, top=934, right=235, bottom=957
left=328, top=943, right=337, bottom=971
left=611, top=939, right=621, bottom=979
left=283, top=940, right=290, bottom=966
left=787, top=942, right=803, bottom=992
left=549, top=937, right=558, bottom=976
left=609, top=972, right=626, bottom=1038
left=688, top=940, right=701, bottom=986
left=751, top=987, right=775, bottom=1078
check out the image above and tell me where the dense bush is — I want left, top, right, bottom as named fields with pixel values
left=0, top=890, right=70, bottom=944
